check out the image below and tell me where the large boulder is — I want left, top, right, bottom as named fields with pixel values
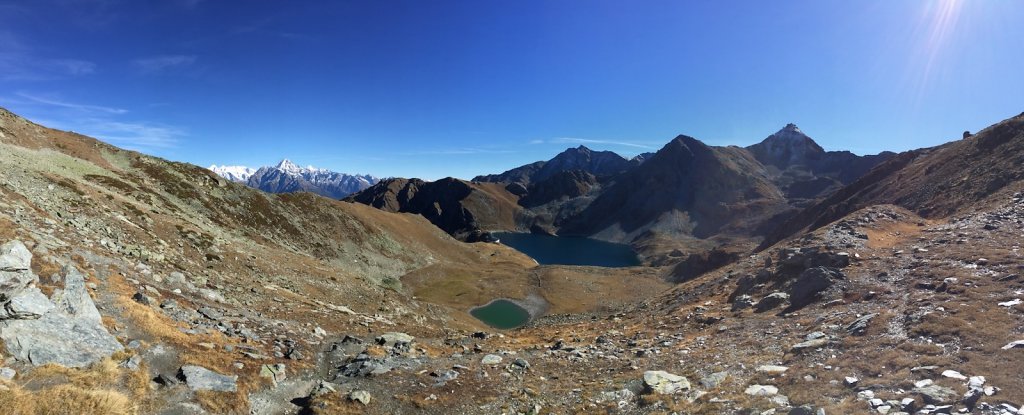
left=643, top=371, right=691, bottom=394
left=913, top=384, right=956, bottom=405
left=1, top=265, right=123, bottom=368
left=0, top=240, right=36, bottom=302
left=754, top=292, right=789, bottom=313
left=787, top=267, right=844, bottom=309
left=0, top=287, right=54, bottom=319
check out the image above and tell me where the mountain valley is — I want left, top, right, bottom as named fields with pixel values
left=1, top=107, right=1023, bottom=415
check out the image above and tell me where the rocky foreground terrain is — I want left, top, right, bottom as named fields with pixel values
left=1, top=106, right=1024, bottom=415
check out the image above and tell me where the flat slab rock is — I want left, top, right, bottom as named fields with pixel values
left=181, top=365, right=238, bottom=392
left=643, top=370, right=691, bottom=394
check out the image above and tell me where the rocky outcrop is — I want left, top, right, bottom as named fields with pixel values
left=0, top=241, right=123, bottom=368
left=667, top=247, right=741, bottom=283
left=519, top=170, right=598, bottom=208
left=345, top=177, right=521, bottom=241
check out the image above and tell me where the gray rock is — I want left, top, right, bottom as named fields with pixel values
left=788, top=267, right=843, bottom=309
left=166, top=271, right=188, bottom=287
left=120, top=355, right=143, bottom=371
left=912, top=384, right=956, bottom=405
left=754, top=292, right=789, bottom=312
left=0, top=240, right=32, bottom=272
left=791, top=337, right=829, bottom=352
left=597, top=389, right=635, bottom=405
left=731, top=295, right=755, bottom=311
left=788, top=406, right=816, bottom=415
left=846, top=313, right=877, bottom=336
left=181, top=365, right=237, bottom=392
left=642, top=370, right=691, bottom=394
left=0, top=266, right=123, bottom=368
left=756, top=365, right=789, bottom=375
left=1, top=287, right=54, bottom=319
left=349, top=390, right=371, bottom=405
left=0, top=240, right=36, bottom=302
left=259, top=363, right=287, bottom=386
left=481, top=354, right=503, bottom=365
left=700, top=371, right=729, bottom=389
left=745, top=384, right=779, bottom=396
left=0, top=367, right=15, bottom=381
left=375, top=332, right=414, bottom=347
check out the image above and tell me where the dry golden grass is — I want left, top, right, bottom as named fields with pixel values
left=0, top=383, right=136, bottom=415
left=0, top=353, right=153, bottom=415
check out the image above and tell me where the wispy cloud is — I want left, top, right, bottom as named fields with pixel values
left=1, top=91, right=184, bottom=153
left=0, top=31, right=98, bottom=81
left=16, top=92, right=126, bottom=114
left=84, top=119, right=182, bottom=149
left=133, top=55, right=197, bottom=74
left=537, top=137, right=658, bottom=150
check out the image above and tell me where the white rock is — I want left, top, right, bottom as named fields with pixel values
left=940, top=370, right=966, bottom=380
left=1002, top=340, right=1024, bottom=350
left=914, top=379, right=934, bottom=388
left=745, top=384, right=778, bottom=396
left=349, top=390, right=371, bottom=405
left=756, top=365, right=789, bottom=376
left=642, top=370, right=691, bottom=394
left=998, top=299, right=1022, bottom=307
left=481, top=354, right=503, bottom=365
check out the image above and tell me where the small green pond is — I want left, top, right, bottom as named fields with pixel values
left=470, top=299, right=531, bottom=330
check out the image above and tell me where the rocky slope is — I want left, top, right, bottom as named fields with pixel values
left=761, top=112, right=1024, bottom=250
left=560, top=135, right=787, bottom=242
left=3, top=105, right=1024, bottom=415
left=343, top=177, right=522, bottom=242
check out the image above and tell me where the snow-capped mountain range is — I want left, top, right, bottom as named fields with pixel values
left=209, top=159, right=379, bottom=199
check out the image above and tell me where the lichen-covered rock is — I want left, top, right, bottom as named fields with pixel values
left=0, top=240, right=36, bottom=302
left=643, top=370, right=691, bottom=394
left=181, top=365, right=238, bottom=392
left=0, top=287, right=54, bottom=319
left=0, top=265, right=123, bottom=368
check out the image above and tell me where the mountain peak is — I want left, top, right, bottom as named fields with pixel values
left=275, top=159, right=300, bottom=171
left=771, top=123, right=808, bottom=139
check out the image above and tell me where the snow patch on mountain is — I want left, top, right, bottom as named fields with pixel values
left=209, top=159, right=379, bottom=199
left=208, top=165, right=257, bottom=182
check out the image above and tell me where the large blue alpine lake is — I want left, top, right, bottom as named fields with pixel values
left=492, top=232, right=640, bottom=267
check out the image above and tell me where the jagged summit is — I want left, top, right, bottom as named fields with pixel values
left=209, top=159, right=379, bottom=199
left=747, top=124, right=826, bottom=169
left=275, top=158, right=300, bottom=171
left=207, top=164, right=256, bottom=182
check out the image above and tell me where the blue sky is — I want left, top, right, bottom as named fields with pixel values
left=1, top=0, right=1022, bottom=180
